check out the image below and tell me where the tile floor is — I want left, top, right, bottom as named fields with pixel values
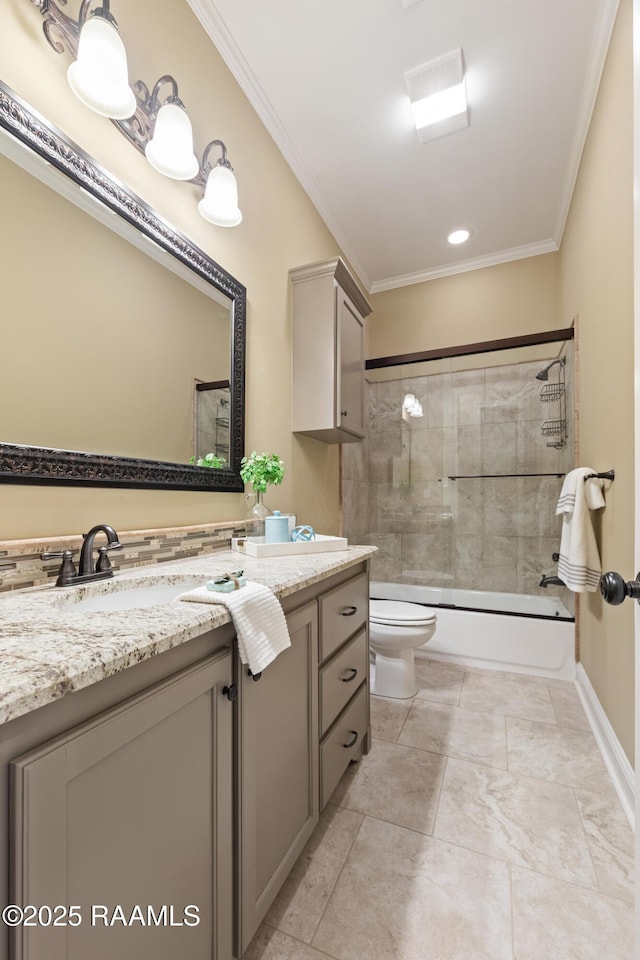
left=243, top=659, right=635, bottom=960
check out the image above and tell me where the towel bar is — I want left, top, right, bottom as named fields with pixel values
left=585, top=469, right=615, bottom=482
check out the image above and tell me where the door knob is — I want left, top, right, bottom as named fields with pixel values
left=600, top=571, right=640, bottom=605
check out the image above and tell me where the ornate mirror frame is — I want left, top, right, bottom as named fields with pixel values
left=0, top=81, right=245, bottom=492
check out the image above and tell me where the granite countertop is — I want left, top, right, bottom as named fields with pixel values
left=0, top=545, right=376, bottom=727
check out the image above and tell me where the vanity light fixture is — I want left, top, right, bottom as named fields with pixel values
left=30, top=0, right=242, bottom=227
left=66, top=0, right=136, bottom=119
left=143, top=77, right=199, bottom=180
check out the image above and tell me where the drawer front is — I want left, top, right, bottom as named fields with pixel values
left=320, top=684, right=368, bottom=808
left=318, top=572, right=368, bottom=662
left=320, top=628, right=368, bottom=737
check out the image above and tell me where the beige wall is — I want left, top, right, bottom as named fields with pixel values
left=0, top=0, right=343, bottom=539
left=558, top=0, right=634, bottom=763
left=367, top=253, right=560, bottom=360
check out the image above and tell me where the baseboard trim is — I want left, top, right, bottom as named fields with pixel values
left=575, top=663, right=635, bottom=829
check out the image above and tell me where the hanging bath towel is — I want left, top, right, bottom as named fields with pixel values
left=178, top=580, right=291, bottom=673
left=556, top=467, right=606, bottom=592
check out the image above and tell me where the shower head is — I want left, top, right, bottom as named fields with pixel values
left=535, top=356, right=566, bottom=381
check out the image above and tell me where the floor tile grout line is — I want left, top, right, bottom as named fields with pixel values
left=393, top=694, right=415, bottom=742
left=507, top=862, right=517, bottom=960
left=430, top=753, right=449, bottom=836
left=571, top=786, right=622, bottom=900
left=327, top=809, right=623, bottom=903
left=304, top=807, right=368, bottom=948
left=261, top=921, right=342, bottom=960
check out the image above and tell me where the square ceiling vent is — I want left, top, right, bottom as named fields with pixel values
left=405, top=48, right=469, bottom=143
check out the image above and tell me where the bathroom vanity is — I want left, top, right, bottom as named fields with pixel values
left=0, top=546, right=374, bottom=960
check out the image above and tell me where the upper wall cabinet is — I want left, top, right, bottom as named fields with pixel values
left=291, top=258, right=372, bottom=443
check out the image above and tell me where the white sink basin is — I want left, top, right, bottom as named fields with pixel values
left=67, top=579, right=204, bottom=614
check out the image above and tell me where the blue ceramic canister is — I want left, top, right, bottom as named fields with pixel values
left=264, top=510, right=291, bottom=544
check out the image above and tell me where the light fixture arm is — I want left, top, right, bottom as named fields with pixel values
left=29, top=0, right=212, bottom=187
left=146, top=75, right=183, bottom=113
left=200, top=139, right=233, bottom=178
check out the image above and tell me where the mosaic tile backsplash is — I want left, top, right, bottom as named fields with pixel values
left=0, top=520, right=248, bottom=593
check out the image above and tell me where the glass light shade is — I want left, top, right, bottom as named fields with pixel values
left=67, top=15, right=136, bottom=120
left=144, top=102, right=199, bottom=180
left=198, top=164, right=242, bottom=227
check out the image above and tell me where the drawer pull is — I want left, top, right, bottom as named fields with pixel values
left=343, top=730, right=359, bottom=748
left=340, top=605, right=358, bottom=617
left=340, top=667, right=358, bottom=683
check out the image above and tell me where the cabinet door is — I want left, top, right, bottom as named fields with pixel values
left=236, top=601, right=319, bottom=954
left=10, top=651, right=233, bottom=960
left=337, top=288, right=365, bottom=438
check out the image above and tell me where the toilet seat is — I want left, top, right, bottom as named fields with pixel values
left=370, top=599, right=436, bottom=627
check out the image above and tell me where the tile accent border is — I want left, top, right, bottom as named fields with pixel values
left=575, top=663, right=635, bottom=829
left=0, top=520, right=248, bottom=593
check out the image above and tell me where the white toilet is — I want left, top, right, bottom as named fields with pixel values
left=369, top=599, right=437, bottom=699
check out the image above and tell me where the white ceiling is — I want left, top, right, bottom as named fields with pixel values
left=189, top=0, right=620, bottom=293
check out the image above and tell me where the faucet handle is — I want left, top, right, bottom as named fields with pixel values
left=95, top=541, right=123, bottom=573
left=41, top=549, right=77, bottom=586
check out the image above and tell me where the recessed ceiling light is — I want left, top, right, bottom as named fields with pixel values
left=447, top=229, right=471, bottom=245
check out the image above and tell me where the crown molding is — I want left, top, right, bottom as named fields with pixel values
left=553, top=0, right=621, bottom=244
left=186, top=0, right=373, bottom=292
left=369, top=239, right=559, bottom=293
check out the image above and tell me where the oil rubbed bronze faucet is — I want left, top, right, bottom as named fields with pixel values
left=42, top=524, right=123, bottom=587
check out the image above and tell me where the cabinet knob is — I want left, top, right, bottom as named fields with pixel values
left=600, top=571, right=640, bottom=605
left=222, top=684, right=238, bottom=701
left=340, top=668, right=358, bottom=683
left=342, top=730, right=358, bottom=748
left=248, top=669, right=262, bottom=682
left=341, top=409, right=348, bottom=418
left=340, top=605, right=358, bottom=617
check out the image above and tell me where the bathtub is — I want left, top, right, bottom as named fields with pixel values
left=370, top=582, right=576, bottom=681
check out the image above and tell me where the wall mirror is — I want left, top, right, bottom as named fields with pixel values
left=0, top=80, right=245, bottom=492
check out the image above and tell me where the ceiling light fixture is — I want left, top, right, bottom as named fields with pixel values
left=447, top=229, right=471, bottom=245
left=405, top=48, right=469, bottom=144
left=31, top=0, right=242, bottom=227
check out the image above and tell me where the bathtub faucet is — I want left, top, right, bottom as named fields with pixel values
left=539, top=574, right=564, bottom=588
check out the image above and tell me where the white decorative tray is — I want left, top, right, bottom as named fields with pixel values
left=231, top=535, right=348, bottom=558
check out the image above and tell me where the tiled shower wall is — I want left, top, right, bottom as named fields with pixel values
left=342, top=351, right=574, bottom=596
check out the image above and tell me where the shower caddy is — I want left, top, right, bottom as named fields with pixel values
left=540, top=357, right=566, bottom=448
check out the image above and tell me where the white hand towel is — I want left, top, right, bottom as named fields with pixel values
left=556, top=467, right=606, bottom=592
left=179, top=580, right=291, bottom=673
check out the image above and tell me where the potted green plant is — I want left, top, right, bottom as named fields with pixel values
left=240, top=451, right=285, bottom=532
left=189, top=453, right=227, bottom=468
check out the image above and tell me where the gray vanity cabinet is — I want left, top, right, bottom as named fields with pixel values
left=318, top=572, right=370, bottom=807
left=9, top=650, right=234, bottom=960
left=234, top=601, right=319, bottom=955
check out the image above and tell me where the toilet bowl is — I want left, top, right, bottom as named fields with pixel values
left=369, top=599, right=437, bottom=699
